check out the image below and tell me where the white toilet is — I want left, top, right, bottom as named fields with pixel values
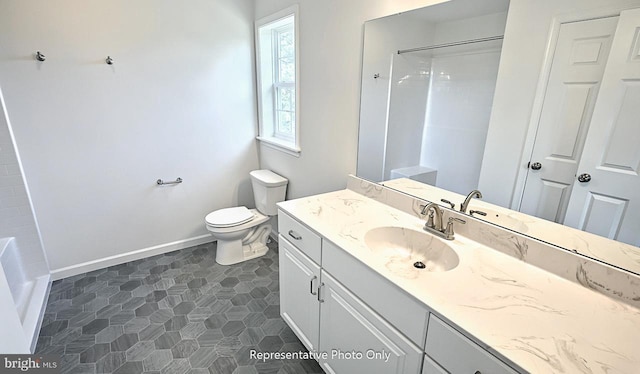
left=205, top=170, right=288, bottom=265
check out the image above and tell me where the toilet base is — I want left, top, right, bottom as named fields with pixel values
left=215, top=224, right=272, bottom=265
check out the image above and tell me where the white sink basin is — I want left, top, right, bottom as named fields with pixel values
left=364, top=227, right=459, bottom=277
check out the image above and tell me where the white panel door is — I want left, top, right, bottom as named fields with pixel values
left=278, top=237, right=321, bottom=351
left=564, top=8, right=640, bottom=246
left=520, top=17, right=618, bottom=222
left=318, top=271, right=423, bottom=374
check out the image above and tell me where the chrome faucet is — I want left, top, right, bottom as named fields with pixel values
left=420, top=202, right=465, bottom=240
left=460, top=189, right=482, bottom=213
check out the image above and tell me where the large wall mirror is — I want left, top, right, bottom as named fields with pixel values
left=356, top=0, right=640, bottom=275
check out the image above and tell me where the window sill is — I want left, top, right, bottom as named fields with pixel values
left=257, top=136, right=301, bottom=157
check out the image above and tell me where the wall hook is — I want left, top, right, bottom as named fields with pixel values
left=106, top=56, right=114, bottom=65
left=35, top=51, right=46, bottom=62
left=373, top=73, right=380, bottom=79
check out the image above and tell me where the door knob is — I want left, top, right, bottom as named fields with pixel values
left=530, top=162, right=542, bottom=170
left=578, top=173, right=591, bottom=183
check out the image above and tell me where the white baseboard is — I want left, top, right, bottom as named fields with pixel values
left=50, top=235, right=214, bottom=280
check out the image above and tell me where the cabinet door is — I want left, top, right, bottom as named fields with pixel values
left=318, top=271, right=423, bottom=374
left=279, top=237, right=321, bottom=351
left=422, top=355, right=447, bottom=374
left=425, top=315, right=519, bottom=374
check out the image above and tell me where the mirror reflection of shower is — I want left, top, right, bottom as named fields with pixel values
left=389, top=38, right=503, bottom=194
left=357, top=1, right=508, bottom=196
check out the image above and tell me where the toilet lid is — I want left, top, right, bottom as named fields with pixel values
left=205, top=207, right=255, bottom=228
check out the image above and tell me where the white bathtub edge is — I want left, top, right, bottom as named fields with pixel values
left=26, top=274, right=51, bottom=353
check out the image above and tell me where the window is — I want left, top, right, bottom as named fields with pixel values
left=255, top=5, right=300, bottom=156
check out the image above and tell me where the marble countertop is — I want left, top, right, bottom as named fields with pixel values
left=278, top=188, right=640, bottom=374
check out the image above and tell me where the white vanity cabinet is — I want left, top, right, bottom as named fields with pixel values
left=422, top=355, right=447, bottom=374
left=278, top=210, right=520, bottom=374
left=278, top=211, right=323, bottom=351
left=279, top=238, right=321, bottom=351
left=424, top=315, right=519, bottom=374
left=278, top=210, right=423, bottom=374
left=318, top=270, right=423, bottom=374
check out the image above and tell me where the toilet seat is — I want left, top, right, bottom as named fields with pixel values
left=205, top=208, right=270, bottom=234
left=205, top=206, right=254, bottom=228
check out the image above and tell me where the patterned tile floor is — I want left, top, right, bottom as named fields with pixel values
left=35, top=240, right=324, bottom=374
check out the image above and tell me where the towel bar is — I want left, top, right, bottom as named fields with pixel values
left=157, top=177, right=182, bottom=185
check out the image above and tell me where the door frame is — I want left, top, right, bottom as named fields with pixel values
left=509, top=3, right=639, bottom=211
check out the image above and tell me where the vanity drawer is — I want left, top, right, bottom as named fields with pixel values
left=425, top=314, right=519, bottom=374
left=278, top=210, right=322, bottom=264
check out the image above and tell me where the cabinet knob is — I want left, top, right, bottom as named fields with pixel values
left=475, top=371, right=482, bottom=374
left=530, top=162, right=542, bottom=170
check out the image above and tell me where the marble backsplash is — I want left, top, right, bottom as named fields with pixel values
left=382, top=177, right=640, bottom=276
left=346, top=175, right=640, bottom=308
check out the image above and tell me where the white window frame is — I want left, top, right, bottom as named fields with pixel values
left=272, top=24, right=295, bottom=142
left=255, top=5, right=300, bottom=156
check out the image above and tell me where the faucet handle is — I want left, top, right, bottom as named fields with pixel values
left=440, top=199, right=455, bottom=209
left=425, top=210, right=436, bottom=229
left=444, top=217, right=466, bottom=239
left=419, top=204, right=429, bottom=216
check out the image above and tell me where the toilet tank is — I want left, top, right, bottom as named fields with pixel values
left=250, top=170, right=288, bottom=216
